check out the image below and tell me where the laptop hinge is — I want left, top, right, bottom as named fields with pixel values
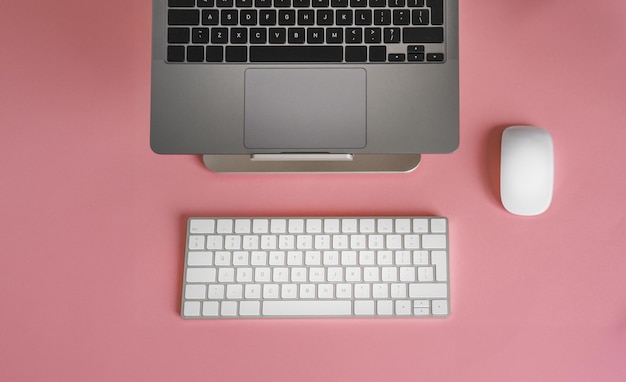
left=251, top=153, right=354, bottom=162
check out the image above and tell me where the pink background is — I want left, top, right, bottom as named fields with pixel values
left=2, top=1, right=626, bottom=381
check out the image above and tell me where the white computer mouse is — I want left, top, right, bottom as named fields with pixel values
left=500, top=126, right=554, bottom=216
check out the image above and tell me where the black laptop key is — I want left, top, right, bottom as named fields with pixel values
left=167, top=46, right=185, bottom=62
left=345, top=46, right=367, bottom=62
left=226, top=46, right=248, bottom=62
left=169, top=0, right=195, bottom=6
left=426, top=0, right=444, bottom=25
left=402, top=27, right=443, bottom=43
left=250, top=46, right=343, bottom=62
left=168, top=28, right=190, bottom=43
left=168, top=10, right=200, bottom=25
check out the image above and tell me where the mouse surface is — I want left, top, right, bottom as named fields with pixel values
left=500, top=126, right=554, bottom=216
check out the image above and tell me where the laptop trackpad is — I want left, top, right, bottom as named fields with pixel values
left=244, top=68, right=366, bottom=149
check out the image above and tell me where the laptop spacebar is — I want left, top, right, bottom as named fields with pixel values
left=250, top=46, right=343, bottom=62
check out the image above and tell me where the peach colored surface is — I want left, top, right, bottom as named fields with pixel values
left=2, top=1, right=626, bottom=381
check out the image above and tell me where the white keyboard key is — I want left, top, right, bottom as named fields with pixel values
left=254, top=267, right=271, bottom=282
left=377, top=219, right=393, bottom=233
left=206, top=235, right=223, bottom=250
left=279, top=235, right=295, bottom=249
left=395, top=250, right=411, bottom=265
left=314, top=235, right=331, bottom=249
left=300, top=284, right=316, bottom=299
left=413, top=250, right=429, bottom=265
left=306, top=219, right=322, bottom=233
left=324, top=219, right=340, bottom=233
left=333, top=235, right=349, bottom=249
left=216, top=219, right=233, bottom=233
left=296, top=235, right=313, bottom=249
left=413, top=218, right=429, bottom=233
left=359, top=251, right=375, bottom=265
left=323, top=251, right=339, bottom=265
left=226, top=284, right=243, bottom=299
left=263, top=284, right=279, bottom=299
left=242, top=235, right=259, bottom=250
left=281, top=284, right=298, bottom=299
left=341, top=251, right=357, bottom=265
left=305, top=250, right=321, bottom=265
left=263, top=301, right=352, bottom=316
left=336, top=284, right=352, bottom=298
left=208, top=285, right=225, bottom=299
left=190, top=219, right=215, bottom=234
left=272, top=267, right=289, bottom=282
left=240, top=301, right=260, bottom=316
left=188, top=235, right=205, bottom=250
left=432, top=299, right=449, bottom=315
left=422, top=234, right=447, bottom=249
left=327, top=267, right=343, bottom=282
left=260, top=235, right=277, bottom=250
left=269, top=251, right=285, bottom=265
left=368, top=235, right=384, bottom=249
left=355, top=284, right=371, bottom=298
left=224, top=235, right=241, bottom=250
left=186, top=268, right=216, bottom=283
left=409, top=283, right=448, bottom=298
left=218, top=268, right=235, bottom=282
left=188, top=251, right=212, bottom=266
left=202, top=301, right=219, bottom=317
left=221, top=301, right=237, bottom=316
left=288, top=219, right=305, bottom=233
left=214, top=252, right=231, bottom=266
left=318, top=284, right=334, bottom=299
left=346, top=267, right=361, bottom=282
left=386, top=235, right=403, bottom=249
left=360, top=219, right=376, bottom=233
left=377, top=250, right=393, bottom=265
left=185, top=284, right=206, bottom=299
left=287, top=251, right=303, bottom=265
left=270, top=219, right=287, bottom=233
left=245, top=284, right=261, bottom=299
left=233, top=251, right=249, bottom=266
left=342, top=219, right=358, bottom=233
left=236, top=268, right=253, bottom=282
left=354, top=300, right=375, bottom=315
left=252, top=219, right=269, bottom=233
left=418, top=267, right=434, bottom=282
left=404, top=234, right=420, bottom=249
left=291, top=267, right=307, bottom=282
left=234, top=219, right=251, bottom=233
left=390, top=283, right=407, bottom=298
left=395, top=219, right=411, bottom=233
left=350, top=234, right=367, bottom=249
left=431, top=218, right=447, bottom=233
left=431, top=251, right=448, bottom=281
left=251, top=251, right=267, bottom=265
left=373, top=283, right=389, bottom=298
left=377, top=300, right=393, bottom=315
left=395, top=300, right=412, bottom=315
left=183, top=301, right=201, bottom=317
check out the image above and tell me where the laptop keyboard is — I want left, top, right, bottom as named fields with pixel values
left=166, top=0, right=447, bottom=63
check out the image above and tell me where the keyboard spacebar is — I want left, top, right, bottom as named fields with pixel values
left=263, top=301, right=352, bottom=316
left=250, top=46, right=343, bottom=62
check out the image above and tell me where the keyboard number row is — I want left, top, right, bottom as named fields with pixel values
left=188, top=233, right=446, bottom=250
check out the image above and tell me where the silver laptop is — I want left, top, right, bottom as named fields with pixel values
left=150, top=0, right=459, bottom=172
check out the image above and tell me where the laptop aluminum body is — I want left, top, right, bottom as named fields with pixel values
left=150, top=0, right=459, bottom=172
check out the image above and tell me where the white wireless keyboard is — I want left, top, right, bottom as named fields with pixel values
left=182, top=216, right=449, bottom=319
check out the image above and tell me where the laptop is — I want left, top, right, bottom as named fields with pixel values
left=150, top=0, right=459, bottom=172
